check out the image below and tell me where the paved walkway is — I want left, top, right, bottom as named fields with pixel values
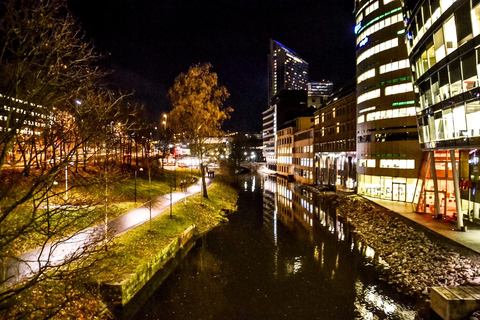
left=361, top=195, right=480, bottom=255
left=3, top=176, right=213, bottom=288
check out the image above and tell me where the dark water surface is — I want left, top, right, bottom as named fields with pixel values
left=132, top=174, right=428, bottom=319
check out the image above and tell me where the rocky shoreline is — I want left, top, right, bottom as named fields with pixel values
left=335, top=195, right=480, bottom=298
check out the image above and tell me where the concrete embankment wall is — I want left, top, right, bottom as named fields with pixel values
left=100, top=224, right=196, bottom=309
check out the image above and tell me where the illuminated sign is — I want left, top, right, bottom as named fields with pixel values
left=355, top=22, right=362, bottom=34
left=359, top=37, right=369, bottom=47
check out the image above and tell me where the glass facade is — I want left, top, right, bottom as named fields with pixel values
left=405, top=0, right=480, bottom=223
left=355, top=0, right=423, bottom=202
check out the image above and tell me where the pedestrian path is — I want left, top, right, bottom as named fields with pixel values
left=361, top=195, right=480, bottom=255
left=3, top=177, right=213, bottom=288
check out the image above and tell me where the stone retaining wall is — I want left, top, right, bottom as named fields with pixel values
left=100, top=224, right=196, bottom=307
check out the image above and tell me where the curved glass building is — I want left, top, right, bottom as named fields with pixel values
left=354, top=0, right=423, bottom=202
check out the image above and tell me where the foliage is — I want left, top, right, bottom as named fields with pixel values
left=168, top=63, right=232, bottom=198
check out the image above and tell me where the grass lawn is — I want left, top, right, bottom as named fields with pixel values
left=90, top=179, right=238, bottom=283
left=5, top=167, right=203, bottom=257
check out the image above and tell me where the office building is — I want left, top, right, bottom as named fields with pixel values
left=314, top=79, right=357, bottom=191
left=263, top=90, right=308, bottom=170
left=268, top=39, right=309, bottom=102
left=264, top=40, right=309, bottom=171
left=404, top=0, right=480, bottom=226
left=354, top=0, right=423, bottom=202
left=308, top=81, right=334, bottom=109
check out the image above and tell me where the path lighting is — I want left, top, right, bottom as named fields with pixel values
left=65, top=162, right=74, bottom=200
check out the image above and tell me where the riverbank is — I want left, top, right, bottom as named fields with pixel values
left=90, top=179, right=238, bottom=314
left=336, top=195, right=480, bottom=298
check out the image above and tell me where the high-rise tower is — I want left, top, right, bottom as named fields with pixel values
left=264, top=40, right=309, bottom=170
left=268, top=39, right=309, bottom=102
left=354, top=0, right=423, bottom=202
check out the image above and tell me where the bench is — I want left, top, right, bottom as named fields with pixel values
left=430, top=286, right=480, bottom=320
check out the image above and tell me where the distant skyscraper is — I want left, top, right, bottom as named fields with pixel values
left=268, top=39, right=309, bottom=102
left=308, top=81, right=333, bottom=108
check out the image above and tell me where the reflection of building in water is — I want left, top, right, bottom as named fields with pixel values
left=354, top=280, right=417, bottom=319
left=276, top=176, right=294, bottom=223
left=314, top=79, right=357, bottom=191
left=292, top=185, right=316, bottom=230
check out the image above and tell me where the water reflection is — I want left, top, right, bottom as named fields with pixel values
left=132, top=173, right=424, bottom=320
left=262, top=175, right=421, bottom=319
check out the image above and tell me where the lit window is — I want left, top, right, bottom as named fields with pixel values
left=357, top=37, right=399, bottom=65
left=357, top=89, right=381, bottom=104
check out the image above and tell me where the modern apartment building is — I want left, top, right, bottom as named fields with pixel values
left=354, top=0, right=423, bottom=202
left=404, top=0, right=480, bottom=227
left=314, top=79, right=357, bottom=190
left=264, top=40, right=309, bottom=170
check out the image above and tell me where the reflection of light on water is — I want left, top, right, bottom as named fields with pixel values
left=320, top=209, right=326, bottom=226
left=286, top=256, right=303, bottom=274
left=354, top=280, right=417, bottom=319
left=314, top=246, right=319, bottom=260
left=251, top=175, right=255, bottom=192
left=273, top=209, right=277, bottom=246
left=337, top=220, right=345, bottom=241
left=244, top=181, right=248, bottom=191
left=364, top=246, right=375, bottom=259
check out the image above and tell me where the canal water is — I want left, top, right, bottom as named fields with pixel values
left=132, top=174, right=429, bottom=319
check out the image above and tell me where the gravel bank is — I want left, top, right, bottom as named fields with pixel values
left=336, top=195, right=480, bottom=298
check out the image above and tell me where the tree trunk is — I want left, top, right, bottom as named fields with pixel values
left=200, top=162, right=208, bottom=198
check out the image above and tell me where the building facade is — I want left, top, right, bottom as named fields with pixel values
left=268, top=39, right=309, bottom=102
left=404, top=0, right=480, bottom=226
left=308, top=81, right=334, bottom=109
left=264, top=40, right=309, bottom=169
left=314, top=80, right=357, bottom=191
left=354, top=0, right=423, bottom=203
left=263, top=90, right=308, bottom=171
left=277, top=125, right=294, bottom=178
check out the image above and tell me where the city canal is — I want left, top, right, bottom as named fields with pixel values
left=132, top=173, right=430, bottom=319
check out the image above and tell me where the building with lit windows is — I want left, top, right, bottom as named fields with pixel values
left=264, top=40, right=309, bottom=170
left=277, top=125, right=294, bottom=179
left=354, top=0, right=423, bottom=202
left=308, top=81, right=334, bottom=108
left=263, top=90, right=308, bottom=171
left=291, top=108, right=316, bottom=184
left=268, top=39, right=309, bottom=102
left=314, top=79, right=357, bottom=190
left=403, top=0, right=480, bottom=227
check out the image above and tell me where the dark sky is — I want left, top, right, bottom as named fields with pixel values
left=67, top=0, right=356, bottom=133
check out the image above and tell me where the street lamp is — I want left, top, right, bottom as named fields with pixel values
left=162, top=114, right=167, bottom=131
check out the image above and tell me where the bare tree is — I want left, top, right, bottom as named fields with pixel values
left=0, top=0, right=134, bottom=318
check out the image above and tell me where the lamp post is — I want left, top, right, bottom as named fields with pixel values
left=134, top=167, right=143, bottom=203
left=162, top=114, right=167, bottom=131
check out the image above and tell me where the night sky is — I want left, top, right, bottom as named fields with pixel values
left=67, top=0, right=356, bottom=133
